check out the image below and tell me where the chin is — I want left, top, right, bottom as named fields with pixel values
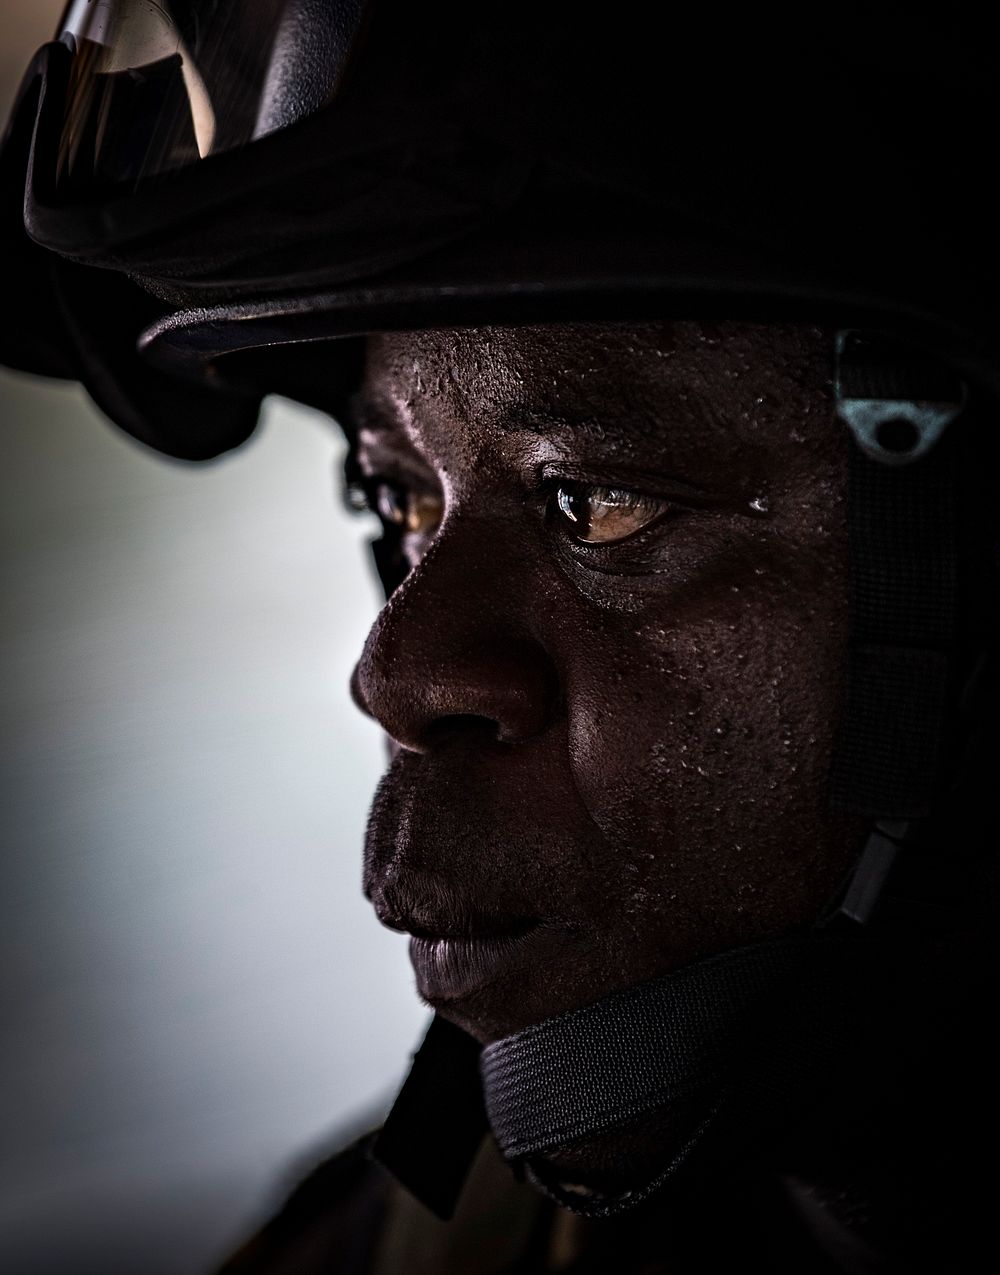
left=410, top=920, right=592, bottom=1044
left=527, top=1104, right=709, bottom=1201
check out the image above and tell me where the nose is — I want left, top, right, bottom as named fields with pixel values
left=350, top=526, right=559, bottom=752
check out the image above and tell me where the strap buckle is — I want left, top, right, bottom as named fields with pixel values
left=835, top=331, right=966, bottom=465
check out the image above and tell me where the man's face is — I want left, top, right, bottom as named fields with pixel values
left=351, top=321, right=863, bottom=1045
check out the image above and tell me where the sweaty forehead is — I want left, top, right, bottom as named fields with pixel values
left=358, top=321, right=840, bottom=473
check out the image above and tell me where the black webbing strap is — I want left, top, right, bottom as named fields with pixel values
left=480, top=933, right=864, bottom=1164
left=830, top=435, right=959, bottom=817
left=371, top=933, right=872, bottom=1219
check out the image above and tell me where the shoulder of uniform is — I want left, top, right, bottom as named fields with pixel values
left=216, top=1131, right=392, bottom=1275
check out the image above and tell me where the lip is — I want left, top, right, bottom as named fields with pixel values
left=408, top=921, right=543, bottom=1003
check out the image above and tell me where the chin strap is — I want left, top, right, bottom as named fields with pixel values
left=831, top=331, right=962, bottom=821
left=481, top=930, right=882, bottom=1217
left=479, top=933, right=859, bottom=1164
left=373, top=928, right=881, bottom=1219
left=828, top=334, right=992, bottom=935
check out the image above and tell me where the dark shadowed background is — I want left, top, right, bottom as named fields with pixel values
left=0, top=6, right=426, bottom=1272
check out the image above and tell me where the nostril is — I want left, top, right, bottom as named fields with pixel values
left=353, top=589, right=557, bottom=749
left=423, top=714, right=504, bottom=749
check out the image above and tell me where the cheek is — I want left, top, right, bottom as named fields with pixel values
left=564, top=583, right=852, bottom=943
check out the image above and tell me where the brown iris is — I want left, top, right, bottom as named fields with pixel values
left=375, top=484, right=443, bottom=535
left=555, top=483, right=670, bottom=544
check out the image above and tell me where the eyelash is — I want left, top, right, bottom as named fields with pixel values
left=347, top=475, right=674, bottom=548
left=347, top=478, right=440, bottom=533
left=539, top=478, right=673, bottom=545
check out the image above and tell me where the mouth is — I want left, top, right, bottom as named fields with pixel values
left=406, top=919, right=543, bottom=1003
left=370, top=886, right=549, bottom=1003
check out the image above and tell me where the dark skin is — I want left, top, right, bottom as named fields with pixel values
left=349, top=320, right=867, bottom=1194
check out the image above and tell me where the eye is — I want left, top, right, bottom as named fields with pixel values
left=553, top=482, right=671, bottom=544
left=373, top=481, right=443, bottom=536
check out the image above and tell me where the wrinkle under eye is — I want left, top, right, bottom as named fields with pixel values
left=555, top=483, right=671, bottom=544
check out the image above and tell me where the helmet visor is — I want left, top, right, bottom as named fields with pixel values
left=55, top=0, right=369, bottom=197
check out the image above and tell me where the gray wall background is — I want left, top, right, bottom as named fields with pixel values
left=1, top=12, right=427, bottom=1268
left=0, top=376, right=428, bottom=1275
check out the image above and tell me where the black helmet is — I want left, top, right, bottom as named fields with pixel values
left=4, top=0, right=998, bottom=1236
left=5, top=2, right=1000, bottom=455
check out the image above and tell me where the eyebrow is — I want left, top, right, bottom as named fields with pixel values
left=349, top=391, right=681, bottom=451
left=348, top=387, right=739, bottom=499
left=346, top=393, right=390, bottom=433
left=491, top=403, right=662, bottom=447
left=349, top=395, right=596, bottom=441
